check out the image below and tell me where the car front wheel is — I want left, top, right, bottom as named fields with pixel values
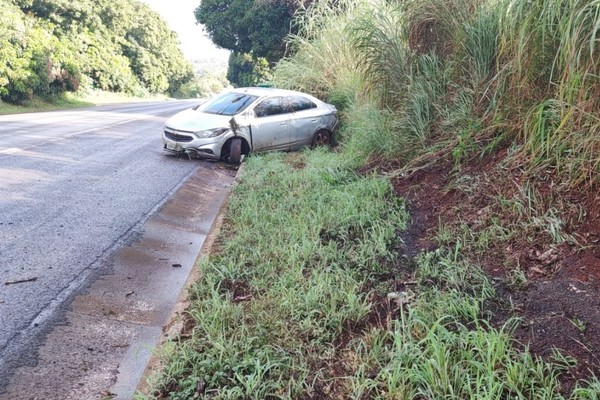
left=229, top=137, right=242, bottom=164
left=311, top=129, right=332, bottom=148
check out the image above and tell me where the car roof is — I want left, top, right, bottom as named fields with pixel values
left=231, top=87, right=317, bottom=99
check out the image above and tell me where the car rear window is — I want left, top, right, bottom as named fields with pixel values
left=200, top=92, right=259, bottom=116
left=288, top=95, right=317, bottom=112
left=254, top=97, right=288, bottom=117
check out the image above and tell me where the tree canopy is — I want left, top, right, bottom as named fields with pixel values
left=195, top=0, right=294, bottom=61
left=195, top=0, right=297, bottom=86
left=0, top=0, right=194, bottom=103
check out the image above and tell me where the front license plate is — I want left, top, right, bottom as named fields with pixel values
left=166, top=142, right=181, bottom=151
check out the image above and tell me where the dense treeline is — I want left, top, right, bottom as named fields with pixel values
left=0, top=0, right=193, bottom=103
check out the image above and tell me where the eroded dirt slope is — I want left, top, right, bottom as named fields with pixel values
left=388, top=148, right=600, bottom=391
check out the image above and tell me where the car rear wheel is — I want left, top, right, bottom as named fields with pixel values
left=229, top=137, right=242, bottom=164
left=311, top=129, right=332, bottom=148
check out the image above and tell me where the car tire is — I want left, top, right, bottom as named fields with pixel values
left=229, top=137, right=242, bottom=164
left=311, top=129, right=332, bottom=148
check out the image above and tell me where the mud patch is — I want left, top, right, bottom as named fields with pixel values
left=220, top=279, right=254, bottom=303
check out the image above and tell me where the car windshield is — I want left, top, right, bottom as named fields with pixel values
left=199, top=92, right=259, bottom=116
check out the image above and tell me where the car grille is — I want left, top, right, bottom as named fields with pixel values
left=165, top=130, right=194, bottom=142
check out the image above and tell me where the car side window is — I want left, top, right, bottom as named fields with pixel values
left=254, top=97, right=288, bottom=118
left=288, top=95, right=317, bottom=112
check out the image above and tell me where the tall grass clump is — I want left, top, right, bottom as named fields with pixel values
left=346, top=0, right=502, bottom=159
left=338, top=101, right=408, bottom=164
left=461, top=2, right=502, bottom=88
left=400, top=54, right=450, bottom=144
left=497, top=0, right=600, bottom=184
left=139, top=150, right=408, bottom=399
left=350, top=3, right=409, bottom=106
left=350, top=3, right=451, bottom=147
left=273, top=0, right=364, bottom=110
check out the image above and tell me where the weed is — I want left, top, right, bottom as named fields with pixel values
left=508, top=268, right=528, bottom=291
left=452, top=128, right=478, bottom=166
left=569, top=317, right=587, bottom=334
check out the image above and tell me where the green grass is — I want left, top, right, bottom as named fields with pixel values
left=139, top=150, right=408, bottom=398
left=0, top=94, right=93, bottom=115
left=138, top=150, right=599, bottom=399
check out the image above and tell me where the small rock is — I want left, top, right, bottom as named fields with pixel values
left=387, top=289, right=415, bottom=307
left=193, top=377, right=206, bottom=398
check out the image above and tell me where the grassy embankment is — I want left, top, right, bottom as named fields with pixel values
left=0, top=91, right=171, bottom=115
left=140, top=0, right=600, bottom=397
left=140, top=150, right=599, bottom=399
left=0, top=94, right=92, bottom=115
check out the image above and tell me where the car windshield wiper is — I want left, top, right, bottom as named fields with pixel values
left=229, top=98, right=254, bottom=115
left=214, top=95, right=247, bottom=115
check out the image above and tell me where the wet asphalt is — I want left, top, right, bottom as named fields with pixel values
left=0, top=101, right=235, bottom=398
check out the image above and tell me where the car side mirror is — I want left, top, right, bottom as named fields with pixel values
left=254, top=106, right=266, bottom=118
left=192, top=104, right=200, bottom=111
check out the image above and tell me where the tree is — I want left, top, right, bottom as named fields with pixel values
left=1, top=0, right=194, bottom=103
left=196, top=0, right=293, bottom=61
left=226, top=52, right=271, bottom=87
left=195, top=0, right=298, bottom=86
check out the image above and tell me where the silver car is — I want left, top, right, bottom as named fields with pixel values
left=162, top=87, right=338, bottom=163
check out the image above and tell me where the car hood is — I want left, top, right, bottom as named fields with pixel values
left=165, top=109, right=233, bottom=133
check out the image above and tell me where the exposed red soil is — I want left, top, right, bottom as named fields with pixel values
left=389, top=148, right=600, bottom=392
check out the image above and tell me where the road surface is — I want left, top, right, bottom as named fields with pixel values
left=0, top=101, right=235, bottom=397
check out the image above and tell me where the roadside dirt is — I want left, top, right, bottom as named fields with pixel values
left=388, top=148, right=600, bottom=393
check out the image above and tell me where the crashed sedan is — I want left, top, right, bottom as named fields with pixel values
left=162, top=87, right=338, bottom=164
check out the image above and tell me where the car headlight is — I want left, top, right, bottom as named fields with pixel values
left=195, top=127, right=229, bottom=138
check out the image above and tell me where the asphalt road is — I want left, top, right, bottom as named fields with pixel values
left=0, top=100, right=207, bottom=390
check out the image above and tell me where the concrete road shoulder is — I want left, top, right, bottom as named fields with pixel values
left=0, top=163, right=238, bottom=400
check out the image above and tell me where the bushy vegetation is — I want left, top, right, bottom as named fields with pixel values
left=175, top=70, right=230, bottom=99
left=226, top=52, right=272, bottom=88
left=273, top=0, right=600, bottom=185
left=0, top=0, right=194, bottom=104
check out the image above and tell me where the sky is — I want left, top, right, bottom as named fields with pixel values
left=140, top=0, right=229, bottom=63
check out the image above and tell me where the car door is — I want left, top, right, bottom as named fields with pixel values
left=250, top=96, right=293, bottom=152
left=287, top=95, right=322, bottom=148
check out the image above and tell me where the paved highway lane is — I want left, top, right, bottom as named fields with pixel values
left=0, top=100, right=206, bottom=389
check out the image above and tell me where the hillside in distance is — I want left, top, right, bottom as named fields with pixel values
left=0, top=0, right=194, bottom=103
